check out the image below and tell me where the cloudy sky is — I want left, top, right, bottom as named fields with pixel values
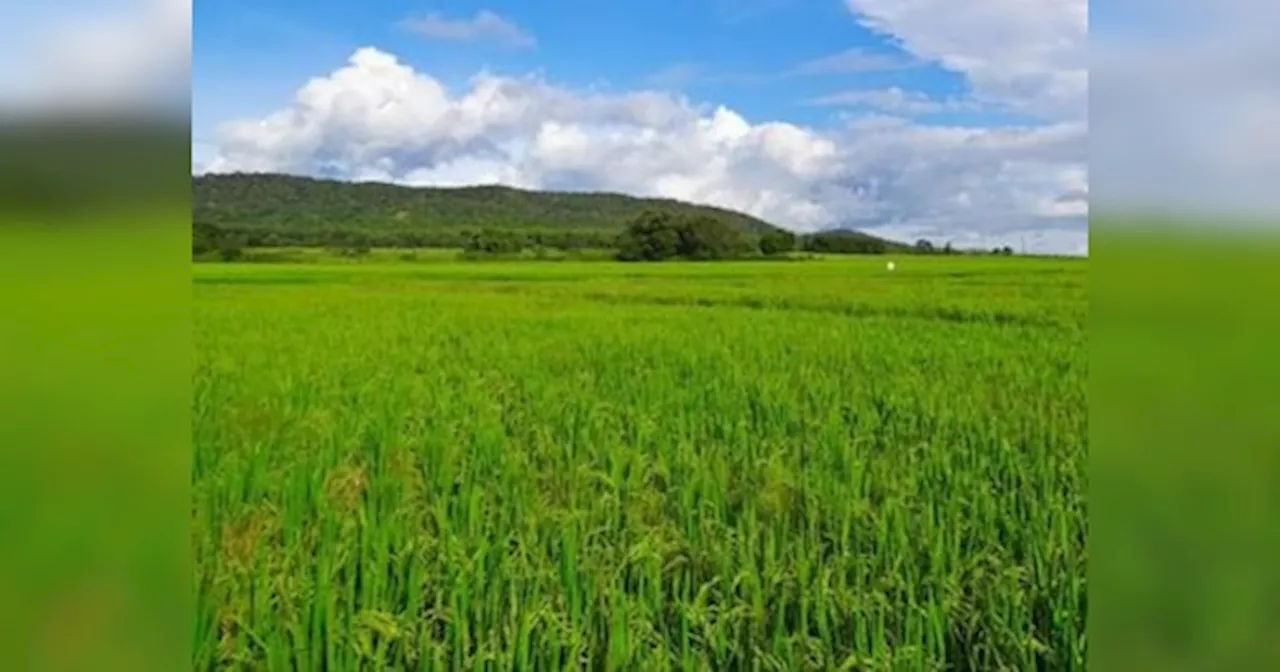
left=188, top=0, right=1089, bottom=253
left=185, top=1, right=1085, bottom=250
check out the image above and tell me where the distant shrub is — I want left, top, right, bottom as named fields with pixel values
left=759, top=230, right=797, bottom=256
left=616, top=210, right=750, bottom=262
left=464, top=229, right=525, bottom=255
left=218, top=233, right=246, bottom=262
left=802, top=231, right=889, bottom=254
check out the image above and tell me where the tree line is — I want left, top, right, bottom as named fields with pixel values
left=609, top=211, right=1013, bottom=261
left=194, top=211, right=1015, bottom=261
left=192, top=222, right=622, bottom=260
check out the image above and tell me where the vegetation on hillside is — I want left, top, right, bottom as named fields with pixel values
left=194, top=172, right=786, bottom=247
left=191, top=172, right=923, bottom=258
left=802, top=229, right=901, bottom=255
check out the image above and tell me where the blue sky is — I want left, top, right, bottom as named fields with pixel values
left=193, top=0, right=1089, bottom=253
left=193, top=0, right=1026, bottom=148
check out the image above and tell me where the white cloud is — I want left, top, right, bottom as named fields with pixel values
left=790, top=48, right=914, bottom=75
left=399, top=10, right=535, bottom=49
left=807, top=87, right=979, bottom=114
left=843, top=0, right=1087, bottom=120
left=639, top=48, right=911, bottom=92
left=203, top=47, right=1087, bottom=252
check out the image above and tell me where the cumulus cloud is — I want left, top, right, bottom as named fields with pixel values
left=202, top=47, right=1087, bottom=252
left=399, top=10, right=535, bottom=49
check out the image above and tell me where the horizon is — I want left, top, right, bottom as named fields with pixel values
left=194, top=169, right=1089, bottom=257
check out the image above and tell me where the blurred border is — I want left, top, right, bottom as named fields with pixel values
left=0, top=3, right=192, bottom=670
left=1090, top=222, right=1280, bottom=671
left=1092, top=1, right=1280, bottom=666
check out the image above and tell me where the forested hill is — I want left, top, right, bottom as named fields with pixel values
left=193, top=172, right=793, bottom=248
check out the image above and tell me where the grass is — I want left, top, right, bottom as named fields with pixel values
left=193, top=255, right=1086, bottom=670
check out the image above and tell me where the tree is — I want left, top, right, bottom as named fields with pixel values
left=464, top=229, right=524, bottom=255
left=616, top=210, right=751, bottom=261
left=759, top=230, right=797, bottom=256
left=914, top=239, right=935, bottom=254
left=192, top=222, right=219, bottom=256
left=218, top=233, right=247, bottom=261
left=616, top=210, right=681, bottom=261
left=192, top=222, right=247, bottom=261
left=676, top=215, right=748, bottom=260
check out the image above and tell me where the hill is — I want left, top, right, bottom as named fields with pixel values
left=802, top=228, right=912, bottom=254
left=194, top=172, right=798, bottom=249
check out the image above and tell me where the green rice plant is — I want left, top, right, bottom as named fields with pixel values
left=193, top=255, right=1086, bottom=670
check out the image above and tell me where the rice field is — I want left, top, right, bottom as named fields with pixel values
left=193, top=255, right=1087, bottom=670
